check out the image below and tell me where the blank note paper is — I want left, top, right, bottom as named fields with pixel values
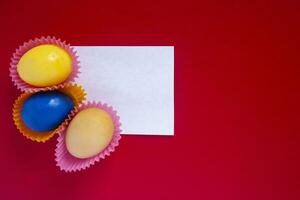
left=74, top=46, right=174, bottom=136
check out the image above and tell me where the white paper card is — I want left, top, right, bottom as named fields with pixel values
left=74, top=46, right=174, bottom=136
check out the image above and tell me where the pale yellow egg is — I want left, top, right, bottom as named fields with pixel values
left=66, top=108, right=114, bottom=159
left=17, top=44, right=72, bottom=87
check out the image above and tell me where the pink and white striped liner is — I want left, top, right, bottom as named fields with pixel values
left=55, top=101, right=122, bottom=172
left=10, top=36, right=80, bottom=92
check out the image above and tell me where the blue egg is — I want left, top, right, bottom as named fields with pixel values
left=21, top=91, right=74, bottom=132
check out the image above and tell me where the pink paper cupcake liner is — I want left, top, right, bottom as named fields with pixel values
left=55, top=101, right=122, bottom=172
left=10, top=36, right=80, bottom=92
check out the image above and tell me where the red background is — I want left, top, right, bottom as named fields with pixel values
left=0, top=0, right=300, bottom=199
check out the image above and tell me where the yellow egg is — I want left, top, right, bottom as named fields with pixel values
left=66, top=108, right=114, bottom=159
left=17, top=44, right=72, bottom=87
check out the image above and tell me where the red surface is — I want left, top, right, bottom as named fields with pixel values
left=0, top=0, right=300, bottom=199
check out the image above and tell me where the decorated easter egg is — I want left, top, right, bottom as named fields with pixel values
left=21, top=91, right=74, bottom=132
left=66, top=108, right=114, bottom=159
left=17, top=44, right=72, bottom=87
